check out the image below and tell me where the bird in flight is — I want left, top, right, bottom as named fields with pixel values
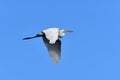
left=23, top=28, right=72, bottom=64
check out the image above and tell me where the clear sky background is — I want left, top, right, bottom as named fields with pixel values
left=0, top=0, right=120, bottom=80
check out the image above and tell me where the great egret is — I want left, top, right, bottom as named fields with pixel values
left=23, top=28, right=72, bottom=64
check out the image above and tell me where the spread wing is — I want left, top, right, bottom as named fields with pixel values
left=42, top=36, right=61, bottom=64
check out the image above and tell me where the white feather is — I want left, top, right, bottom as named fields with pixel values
left=43, top=28, right=59, bottom=44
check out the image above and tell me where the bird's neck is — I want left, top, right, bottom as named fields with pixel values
left=59, top=31, right=65, bottom=38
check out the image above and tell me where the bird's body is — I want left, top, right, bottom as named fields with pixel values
left=23, top=28, right=72, bottom=64
left=42, top=28, right=59, bottom=44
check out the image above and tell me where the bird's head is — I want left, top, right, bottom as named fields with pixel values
left=59, top=29, right=72, bottom=38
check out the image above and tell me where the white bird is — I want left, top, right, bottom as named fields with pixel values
left=23, top=28, right=72, bottom=64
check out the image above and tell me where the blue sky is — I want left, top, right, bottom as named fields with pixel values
left=0, top=0, right=120, bottom=80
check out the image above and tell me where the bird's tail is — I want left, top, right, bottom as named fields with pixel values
left=23, top=34, right=43, bottom=40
